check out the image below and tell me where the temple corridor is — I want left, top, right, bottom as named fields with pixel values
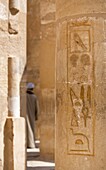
left=27, top=141, right=55, bottom=170
left=0, top=0, right=106, bottom=170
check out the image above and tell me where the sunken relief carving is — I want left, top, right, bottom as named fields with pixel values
left=67, top=20, right=95, bottom=156
left=8, top=0, right=20, bottom=34
left=9, top=0, right=20, bottom=15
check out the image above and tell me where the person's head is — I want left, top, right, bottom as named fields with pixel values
left=27, top=82, right=35, bottom=91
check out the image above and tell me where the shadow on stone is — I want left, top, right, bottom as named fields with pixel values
left=4, top=119, right=14, bottom=170
left=27, top=167, right=55, bottom=170
left=27, top=146, right=55, bottom=170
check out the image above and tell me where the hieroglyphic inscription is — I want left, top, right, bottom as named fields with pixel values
left=70, top=30, right=90, bottom=53
left=67, top=22, right=94, bottom=155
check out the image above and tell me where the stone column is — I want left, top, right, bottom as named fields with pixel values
left=39, top=0, right=56, bottom=160
left=27, top=0, right=56, bottom=159
left=4, top=117, right=26, bottom=170
left=0, top=1, right=9, bottom=169
left=8, top=57, right=20, bottom=117
left=4, top=58, right=26, bottom=170
left=56, top=1, right=106, bottom=170
left=3, top=0, right=27, bottom=169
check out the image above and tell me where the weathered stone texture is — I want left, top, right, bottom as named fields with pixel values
left=26, top=0, right=40, bottom=83
left=56, top=1, right=106, bottom=170
left=40, top=89, right=55, bottom=159
left=24, top=0, right=56, bottom=159
left=56, top=0, right=106, bottom=19
left=39, top=0, right=56, bottom=158
left=0, top=1, right=8, bottom=166
left=0, top=0, right=26, bottom=168
left=4, top=118, right=26, bottom=170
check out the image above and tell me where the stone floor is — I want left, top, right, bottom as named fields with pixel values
left=27, top=141, right=55, bottom=170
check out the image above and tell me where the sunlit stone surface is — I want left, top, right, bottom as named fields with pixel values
left=56, top=0, right=106, bottom=170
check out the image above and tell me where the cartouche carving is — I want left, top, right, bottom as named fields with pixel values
left=67, top=21, right=94, bottom=156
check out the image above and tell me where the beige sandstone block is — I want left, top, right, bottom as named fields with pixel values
left=39, top=89, right=55, bottom=159
left=40, top=40, right=55, bottom=88
left=0, top=0, right=26, bottom=168
left=56, top=1, right=106, bottom=168
left=56, top=0, right=106, bottom=19
left=4, top=117, right=26, bottom=170
left=40, top=122, right=55, bottom=160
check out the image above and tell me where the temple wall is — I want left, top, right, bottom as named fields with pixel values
left=0, top=0, right=26, bottom=169
left=56, top=1, right=106, bottom=170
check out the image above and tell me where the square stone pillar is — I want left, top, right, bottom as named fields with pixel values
left=4, top=117, right=26, bottom=170
left=36, top=0, right=56, bottom=160
left=56, top=1, right=106, bottom=169
left=39, top=89, right=55, bottom=160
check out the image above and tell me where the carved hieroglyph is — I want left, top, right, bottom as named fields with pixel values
left=67, top=21, right=95, bottom=156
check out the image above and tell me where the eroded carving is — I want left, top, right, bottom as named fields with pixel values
left=70, top=54, right=79, bottom=67
left=70, top=29, right=90, bottom=53
left=9, top=0, right=19, bottom=15
left=80, top=54, right=90, bottom=66
left=74, top=32, right=87, bottom=52
left=70, top=87, right=91, bottom=128
left=8, top=22, right=18, bottom=34
left=8, top=0, right=19, bottom=35
left=68, top=53, right=91, bottom=84
left=67, top=23, right=94, bottom=156
left=68, top=128, right=90, bottom=152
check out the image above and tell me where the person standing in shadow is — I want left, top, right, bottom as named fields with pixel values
left=26, top=82, right=39, bottom=148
